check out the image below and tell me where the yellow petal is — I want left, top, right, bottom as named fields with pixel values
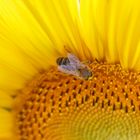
left=0, top=91, right=13, bottom=109
left=131, top=41, right=140, bottom=70
left=80, top=0, right=107, bottom=60
left=116, top=0, right=140, bottom=69
left=0, top=0, right=57, bottom=66
left=80, top=0, right=140, bottom=70
left=0, top=0, right=60, bottom=96
left=21, top=0, right=85, bottom=57
left=0, top=109, right=14, bottom=140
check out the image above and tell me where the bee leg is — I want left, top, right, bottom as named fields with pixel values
left=81, top=60, right=91, bottom=65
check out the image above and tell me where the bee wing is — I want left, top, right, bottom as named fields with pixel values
left=58, top=64, right=76, bottom=72
left=67, top=53, right=80, bottom=64
left=67, top=53, right=85, bottom=68
left=58, top=65, right=79, bottom=76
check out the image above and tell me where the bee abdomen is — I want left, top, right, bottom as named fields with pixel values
left=56, top=57, right=70, bottom=65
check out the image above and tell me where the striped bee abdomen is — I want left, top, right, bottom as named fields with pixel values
left=56, top=57, right=70, bottom=65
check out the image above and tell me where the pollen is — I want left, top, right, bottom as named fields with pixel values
left=14, top=61, right=140, bottom=140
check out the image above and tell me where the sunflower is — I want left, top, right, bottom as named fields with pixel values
left=1, top=0, right=140, bottom=140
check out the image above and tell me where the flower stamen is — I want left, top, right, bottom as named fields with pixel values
left=15, top=61, right=140, bottom=140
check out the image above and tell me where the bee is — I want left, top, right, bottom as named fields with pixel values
left=56, top=53, right=92, bottom=80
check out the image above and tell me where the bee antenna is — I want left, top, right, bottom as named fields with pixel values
left=64, top=45, right=71, bottom=53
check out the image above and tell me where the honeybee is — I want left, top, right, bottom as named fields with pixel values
left=56, top=53, right=92, bottom=80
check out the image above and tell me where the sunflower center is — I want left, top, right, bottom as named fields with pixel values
left=15, top=61, right=140, bottom=140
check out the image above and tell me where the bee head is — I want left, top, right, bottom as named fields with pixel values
left=78, top=68, right=93, bottom=80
